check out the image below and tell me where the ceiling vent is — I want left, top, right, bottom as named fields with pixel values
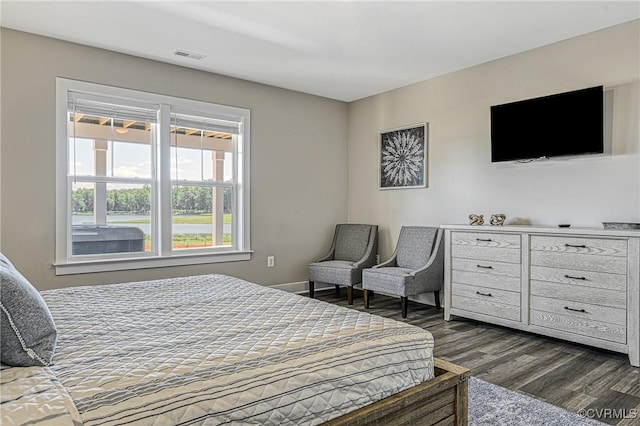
left=174, top=49, right=206, bottom=61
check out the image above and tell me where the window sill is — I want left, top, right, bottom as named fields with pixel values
left=54, top=251, right=253, bottom=275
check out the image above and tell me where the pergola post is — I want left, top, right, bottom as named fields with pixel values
left=94, top=140, right=108, bottom=225
left=211, top=151, right=225, bottom=246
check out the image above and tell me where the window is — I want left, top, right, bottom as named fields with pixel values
left=56, top=79, right=250, bottom=274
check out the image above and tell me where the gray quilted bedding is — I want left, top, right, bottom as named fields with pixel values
left=1, top=274, right=434, bottom=425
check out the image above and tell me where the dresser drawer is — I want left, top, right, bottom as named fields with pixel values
left=452, top=258, right=521, bottom=277
left=452, top=283, right=520, bottom=306
left=530, top=236, right=627, bottom=274
left=530, top=281, right=626, bottom=309
left=452, top=270, right=520, bottom=292
left=530, top=307, right=626, bottom=344
left=452, top=246, right=520, bottom=264
left=530, top=251, right=627, bottom=274
left=451, top=232, right=521, bottom=264
left=530, top=266, right=626, bottom=292
left=531, top=236, right=627, bottom=257
left=531, top=295, right=626, bottom=326
left=451, top=294, right=520, bottom=322
left=451, top=231, right=521, bottom=248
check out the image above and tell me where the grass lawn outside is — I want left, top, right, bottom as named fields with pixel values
left=145, top=233, right=231, bottom=250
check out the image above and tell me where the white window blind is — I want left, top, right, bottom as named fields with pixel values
left=170, top=109, right=241, bottom=134
left=68, top=92, right=159, bottom=123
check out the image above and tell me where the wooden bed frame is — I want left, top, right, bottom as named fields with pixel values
left=325, top=358, right=470, bottom=426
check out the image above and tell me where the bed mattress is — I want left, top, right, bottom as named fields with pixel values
left=1, top=274, right=434, bottom=425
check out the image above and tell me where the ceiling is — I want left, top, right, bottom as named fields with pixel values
left=1, top=1, right=639, bottom=102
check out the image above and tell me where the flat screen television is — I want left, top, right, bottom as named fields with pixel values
left=490, top=86, right=604, bottom=162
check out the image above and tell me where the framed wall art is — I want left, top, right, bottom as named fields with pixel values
left=379, top=123, right=427, bottom=190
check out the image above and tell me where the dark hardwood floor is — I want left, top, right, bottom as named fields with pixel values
left=315, top=289, right=640, bottom=426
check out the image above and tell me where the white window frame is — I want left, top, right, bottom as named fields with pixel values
left=55, top=78, right=251, bottom=275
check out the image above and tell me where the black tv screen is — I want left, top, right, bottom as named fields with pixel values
left=491, top=86, right=604, bottom=162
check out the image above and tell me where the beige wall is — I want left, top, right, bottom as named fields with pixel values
left=0, top=29, right=348, bottom=290
left=347, top=20, right=640, bottom=261
left=2, top=22, right=639, bottom=292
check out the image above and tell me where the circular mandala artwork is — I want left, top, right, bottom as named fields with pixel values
left=380, top=125, right=426, bottom=188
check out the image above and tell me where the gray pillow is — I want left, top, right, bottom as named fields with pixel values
left=0, top=252, right=15, bottom=269
left=0, top=261, right=57, bottom=366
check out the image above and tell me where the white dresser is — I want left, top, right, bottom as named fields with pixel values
left=442, top=225, right=640, bottom=366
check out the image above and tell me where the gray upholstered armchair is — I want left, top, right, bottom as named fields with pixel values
left=363, top=226, right=444, bottom=318
left=308, top=224, right=378, bottom=305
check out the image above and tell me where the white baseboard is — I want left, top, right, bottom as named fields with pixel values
left=269, top=282, right=440, bottom=307
left=270, top=281, right=333, bottom=295
left=411, top=292, right=439, bottom=306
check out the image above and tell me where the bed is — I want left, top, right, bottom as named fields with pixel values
left=0, top=273, right=469, bottom=425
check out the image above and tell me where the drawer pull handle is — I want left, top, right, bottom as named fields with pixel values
left=564, top=274, right=587, bottom=281
left=476, top=291, right=493, bottom=297
left=565, top=244, right=587, bottom=248
left=564, top=306, right=586, bottom=313
left=476, top=238, right=493, bottom=242
left=477, top=264, right=494, bottom=269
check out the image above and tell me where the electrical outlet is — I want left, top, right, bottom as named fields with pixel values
left=376, top=254, right=380, bottom=264
left=267, top=255, right=275, bottom=268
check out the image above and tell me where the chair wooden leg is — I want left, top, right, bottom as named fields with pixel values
left=364, top=289, right=370, bottom=309
left=347, top=286, right=354, bottom=305
left=434, top=290, right=441, bottom=309
left=401, top=296, right=408, bottom=318
left=335, top=285, right=341, bottom=296
left=309, top=281, right=315, bottom=299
